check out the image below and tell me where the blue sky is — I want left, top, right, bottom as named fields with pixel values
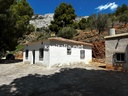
left=27, top=0, right=128, bottom=16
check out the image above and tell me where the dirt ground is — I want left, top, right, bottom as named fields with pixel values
left=0, top=60, right=128, bottom=96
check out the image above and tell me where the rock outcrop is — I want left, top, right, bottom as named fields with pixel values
left=29, top=13, right=88, bottom=28
left=29, top=13, right=54, bottom=28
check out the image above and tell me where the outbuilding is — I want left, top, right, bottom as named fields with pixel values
left=105, top=29, right=128, bottom=70
left=23, top=37, right=92, bottom=67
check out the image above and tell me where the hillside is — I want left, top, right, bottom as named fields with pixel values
left=29, top=13, right=88, bottom=28
left=73, top=26, right=128, bottom=59
left=18, top=25, right=128, bottom=60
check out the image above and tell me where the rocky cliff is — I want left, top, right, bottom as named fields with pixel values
left=29, top=13, right=88, bottom=28
left=29, top=13, right=54, bottom=28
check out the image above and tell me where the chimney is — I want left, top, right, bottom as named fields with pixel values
left=109, top=28, right=115, bottom=36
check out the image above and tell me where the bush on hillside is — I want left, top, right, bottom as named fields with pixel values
left=57, top=27, right=77, bottom=39
left=27, top=24, right=35, bottom=33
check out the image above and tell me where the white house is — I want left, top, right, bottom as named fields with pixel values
left=23, top=37, right=92, bottom=67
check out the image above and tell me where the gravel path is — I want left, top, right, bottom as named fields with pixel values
left=0, top=61, right=128, bottom=96
left=0, top=61, right=103, bottom=86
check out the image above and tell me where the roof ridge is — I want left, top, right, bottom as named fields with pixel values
left=49, top=37, right=93, bottom=46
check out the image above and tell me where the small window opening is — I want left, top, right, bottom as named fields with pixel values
left=25, top=50, right=29, bottom=59
left=39, top=48, right=44, bottom=59
left=80, top=50, right=85, bottom=59
left=114, top=53, right=125, bottom=62
left=67, top=46, right=71, bottom=55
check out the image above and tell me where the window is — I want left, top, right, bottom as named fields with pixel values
left=80, top=50, right=85, bottom=59
left=67, top=46, right=71, bottom=55
left=114, top=53, right=125, bottom=62
left=39, top=48, right=44, bottom=59
left=25, top=50, right=29, bottom=59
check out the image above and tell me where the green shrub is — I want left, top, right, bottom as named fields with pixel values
left=36, top=28, right=42, bottom=32
left=57, top=27, right=77, bottom=39
left=15, top=45, right=24, bottom=52
left=27, top=24, right=35, bottom=32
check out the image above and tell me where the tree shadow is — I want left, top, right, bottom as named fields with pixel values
left=0, top=68, right=128, bottom=96
left=0, top=59, right=22, bottom=64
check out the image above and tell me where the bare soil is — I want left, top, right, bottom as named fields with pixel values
left=0, top=60, right=128, bottom=96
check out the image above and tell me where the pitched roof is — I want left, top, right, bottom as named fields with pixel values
left=25, top=37, right=93, bottom=46
left=49, top=37, right=93, bottom=46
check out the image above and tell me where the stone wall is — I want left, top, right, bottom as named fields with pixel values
left=105, top=36, right=128, bottom=70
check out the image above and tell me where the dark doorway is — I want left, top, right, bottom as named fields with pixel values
left=33, top=50, right=35, bottom=64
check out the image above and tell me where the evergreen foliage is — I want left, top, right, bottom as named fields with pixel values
left=87, top=14, right=97, bottom=30
left=119, top=10, right=128, bottom=26
left=78, top=18, right=87, bottom=30
left=27, top=24, right=35, bottom=33
left=58, top=27, right=77, bottom=39
left=115, top=4, right=128, bottom=16
left=114, top=4, right=128, bottom=26
left=0, top=0, right=33, bottom=55
left=97, top=13, right=109, bottom=34
left=49, top=3, right=76, bottom=34
left=87, top=13, right=109, bottom=34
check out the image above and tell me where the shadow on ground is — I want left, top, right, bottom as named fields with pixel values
left=0, top=59, right=22, bottom=64
left=0, top=68, right=128, bottom=96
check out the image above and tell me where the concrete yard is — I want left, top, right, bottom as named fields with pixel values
left=0, top=60, right=128, bottom=96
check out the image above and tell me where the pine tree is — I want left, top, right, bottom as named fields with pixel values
left=49, top=3, right=76, bottom=34
left=0, top=0, right=33, bottom=55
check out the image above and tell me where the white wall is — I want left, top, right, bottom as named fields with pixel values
left=49, top=40, right=92, bottom=67
left=23, top=39, right=92, bottom=67
left=23, top=41, right=50, bottom=66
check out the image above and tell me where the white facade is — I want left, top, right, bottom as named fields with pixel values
left=23, top=37, right=92, bottom=67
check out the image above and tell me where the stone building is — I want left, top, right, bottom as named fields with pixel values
left=105, top=29, right=128, bottom=70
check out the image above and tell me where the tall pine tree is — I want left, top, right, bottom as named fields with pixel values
left=0, top=0, right=33, bottom=56
left=49, top=3, right=76, bottom=34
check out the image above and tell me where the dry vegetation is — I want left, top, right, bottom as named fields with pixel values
left=73, top=25, right=128, bottom=59
left=16, top=26, right=128, bottom=60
